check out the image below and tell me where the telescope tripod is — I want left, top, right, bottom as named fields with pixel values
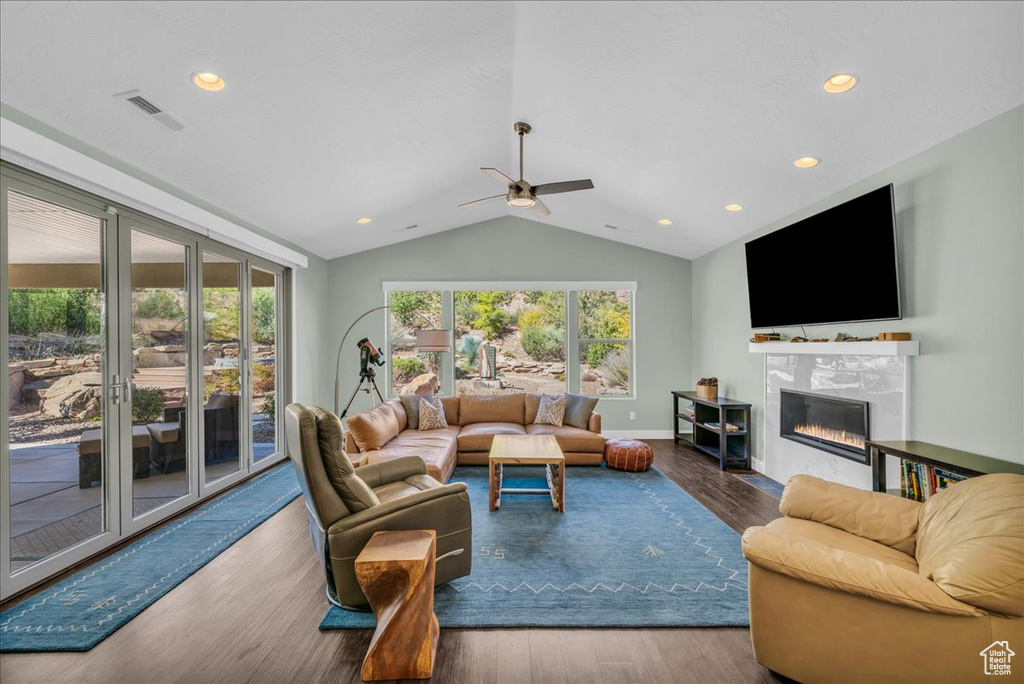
left=339, top=347, right=385, bottom=419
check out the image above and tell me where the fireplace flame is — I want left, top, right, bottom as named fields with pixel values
left=793, top=424, right=865, bottom=450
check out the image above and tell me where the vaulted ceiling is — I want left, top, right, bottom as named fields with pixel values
left=1, top=1, right=1021, bottom=260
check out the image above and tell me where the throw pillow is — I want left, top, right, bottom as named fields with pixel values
left=418, top=397, right=448, bottom=430
left=563, top=393, right=599, bottom=430
left=399, top=392, right=435, bottom=430
left=534, top=394, right=566, bottom=426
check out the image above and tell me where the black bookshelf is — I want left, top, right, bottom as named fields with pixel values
left=673, top=390, right=752, bottom=470
left=868, top=440, right=1024, bottom=496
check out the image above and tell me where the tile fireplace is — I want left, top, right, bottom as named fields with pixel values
left=780, top=389, right=870, bottom=465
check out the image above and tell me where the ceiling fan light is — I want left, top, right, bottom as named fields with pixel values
left=508, top=197, right=536, bottom=208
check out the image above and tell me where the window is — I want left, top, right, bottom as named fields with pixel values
left=454, top=290, right=566, bottom=396
left=383, top=284, right=633, bottom=398
left=578, top=290, right=632, bottom=396
left=388, top=290, right=442, bottom=394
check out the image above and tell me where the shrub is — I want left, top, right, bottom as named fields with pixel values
left=134, top=289, right=185, bottom=320
left=205, top=368, right=240, bottom=397
left=252, top=288, right=277, bottom=343
left=389, top=291, right=440, bottom=328
left=132, top=386, right=166, bottom=425
left=252, top=362, right=276, bottom=394
left=392, top=357, right=424, bottom=384
left=600, top=347, right=630, bottom=390
left=8, top=288, right=102, bottom=337
left=453, top=291, right=478, bottom=332
left=471, top=291, right=512, bottom=339
left=264, top=395, right=276, bottom=423
left=521, top=325, right=565, bottom=362
left=457, top=334, right=483, bottom=366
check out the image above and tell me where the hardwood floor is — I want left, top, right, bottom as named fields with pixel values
left=0, top=440, right=783, bottom=684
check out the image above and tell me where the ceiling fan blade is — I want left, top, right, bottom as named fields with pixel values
left=533, top=179, right=595, bottom=196
left=481, top=168, right=517, bottom=188
left=531, top=197, right=551, bottom=218
left=459, top=194, right=507, bottom=208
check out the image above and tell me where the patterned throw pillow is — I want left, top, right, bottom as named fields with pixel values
left=534, top=394, right=566, bottom=426
left=418, top=396, right=448, bottom=430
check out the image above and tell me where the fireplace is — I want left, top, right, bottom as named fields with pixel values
left=780, top=389, right=869, bottom=464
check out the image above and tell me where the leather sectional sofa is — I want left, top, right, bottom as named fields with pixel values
left=344, top=393, right=605, bottom=483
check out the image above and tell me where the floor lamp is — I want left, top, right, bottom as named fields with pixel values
left=333, top=305, right=451, bottom=416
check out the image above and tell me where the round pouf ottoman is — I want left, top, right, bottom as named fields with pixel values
left=604, top=438, right=654, bottom=472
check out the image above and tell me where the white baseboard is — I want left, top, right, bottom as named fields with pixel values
left=751, top=458, right=766, bottom=474
left=602, top=430, right=677, bottom=439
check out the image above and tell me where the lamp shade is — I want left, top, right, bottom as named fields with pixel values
left=415, top=329, right=452, bottom=353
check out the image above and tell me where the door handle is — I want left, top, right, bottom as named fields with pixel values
left=110, top=374, right=132, bottom=405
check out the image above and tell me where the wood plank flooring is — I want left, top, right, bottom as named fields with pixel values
left=0, top=440, right=783, bottom=684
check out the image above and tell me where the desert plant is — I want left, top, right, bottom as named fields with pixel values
left=457, top=334, right=483, bottom=366
left=263, top=395, right=276, bottom=423
left=521, top=324, right=565, bottom=362
left=134, top=289, right=185, bottom=320
left=132, top=386, right=166, bottom=425
left=392, top=357, right=424, bottom=384
left=599, top=346, right=630, bottom=390
left=471, top=291, right=512, bottom=339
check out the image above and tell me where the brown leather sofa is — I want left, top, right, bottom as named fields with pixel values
left=742, top=473, right=1024, bottom=684
left=285, top=403, right=472, bottom=609
left=344, top=394, right=605, bottom=483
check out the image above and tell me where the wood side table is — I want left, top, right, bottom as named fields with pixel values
left=354, top=530, right=439, bottom=681
left=488, top=434, right=566, bottom=512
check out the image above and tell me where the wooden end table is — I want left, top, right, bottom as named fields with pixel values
left=354, top=530, right=439, bottom=681
left=488, top=434, right=566, bottom=513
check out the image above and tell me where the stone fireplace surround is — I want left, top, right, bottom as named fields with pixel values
left=750, top=342, right=917, bottom=491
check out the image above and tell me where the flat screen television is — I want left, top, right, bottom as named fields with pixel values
left=744, top=184, right=901, bottom=329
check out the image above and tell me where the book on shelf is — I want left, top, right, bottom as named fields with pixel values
left=899, top=459, right=967, bottom=501
left=703, top=422, right=741, bottom=432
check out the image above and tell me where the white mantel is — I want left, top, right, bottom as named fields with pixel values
left=749, top=341, right=919, bottom=356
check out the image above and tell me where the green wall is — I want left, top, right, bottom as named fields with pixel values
left=691, top=106, right=1024, bottom=465
left=327, top=216, right=692, bottom=431
left=0, top=103, right=331, bottom=409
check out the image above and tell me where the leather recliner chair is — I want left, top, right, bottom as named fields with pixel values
left=285, top=403, right=472, bottom=609
left=742, top=473, right=1024, bottom=684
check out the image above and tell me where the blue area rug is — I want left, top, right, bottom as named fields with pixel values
left=0, top=464, right=300, bottom=652
left=320, top=465, right=748, bottom=629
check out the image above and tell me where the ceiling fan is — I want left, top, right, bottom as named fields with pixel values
left=459, top=122, right=594, bottom=218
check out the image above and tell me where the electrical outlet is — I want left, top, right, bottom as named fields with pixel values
left=629, top=412, right=636, bottom=420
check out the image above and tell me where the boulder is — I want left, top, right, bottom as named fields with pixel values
left=8, top=365, right=26, bottom=407
left=135, top=347, right=188, bottom=368
left=401, top=373, right=438, bottom=395
left=41, top=371, right=103, bottom=420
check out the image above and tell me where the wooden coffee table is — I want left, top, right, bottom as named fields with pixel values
left=488, top=434, right=565, bottom=513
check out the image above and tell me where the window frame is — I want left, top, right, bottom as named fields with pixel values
left=382, top=284, right=635, bottom=399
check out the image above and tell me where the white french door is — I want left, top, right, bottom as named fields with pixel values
left=2, top=165, right=287, bottom=599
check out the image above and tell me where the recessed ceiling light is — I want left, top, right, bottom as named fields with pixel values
left=823, top=73, right=857, bottom=93
left=657, top=219, right=672, bottom=226
left=191, top=71, right=225, bottom=91
left=357, top=217, right=372, bottom=224
left=725, top=204, right=743, bottom=212
left=794, top=157, right=821, bottom=168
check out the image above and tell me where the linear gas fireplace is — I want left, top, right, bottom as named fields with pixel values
left=780, top=389, right=870, bottom=465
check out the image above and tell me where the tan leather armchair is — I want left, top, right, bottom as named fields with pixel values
left=742, top=473, right=1024, bottom=684
left=285, top=403, right=472, bottom=609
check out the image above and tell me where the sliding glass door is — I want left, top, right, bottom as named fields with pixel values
left=1, top=165, right=289, bottom=599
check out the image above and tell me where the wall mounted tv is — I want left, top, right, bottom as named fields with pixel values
left=744, top=184, right=901, bottom=329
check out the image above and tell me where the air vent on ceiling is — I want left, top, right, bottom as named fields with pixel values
left=604, top=223, right=633, bottom=233
left=114, top=89, right=186, bottom=131
left=392, top=224, right=419, bottom=233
